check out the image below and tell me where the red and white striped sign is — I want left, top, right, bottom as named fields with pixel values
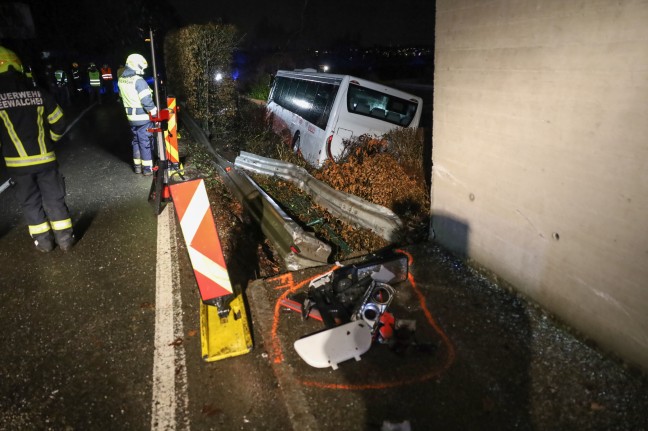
left=170, top=179, right=233, bottom=301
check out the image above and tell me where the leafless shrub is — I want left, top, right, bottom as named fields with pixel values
left=383, top=127, right=426, bottom=184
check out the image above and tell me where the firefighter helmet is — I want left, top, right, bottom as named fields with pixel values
left=126, top=53, right=148, bottom=75
left=0, top=46, right=22, bottom=73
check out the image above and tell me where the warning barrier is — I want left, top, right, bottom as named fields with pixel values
left=170, top=178, right=252, bottom=361
left=200, top=296, right=252, bottom=362
left=170, top=179, right=233, bottom=302
left=164, top=97, right=179, bottom=165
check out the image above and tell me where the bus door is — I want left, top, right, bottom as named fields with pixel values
left=306, top=81, right=339, bottom=165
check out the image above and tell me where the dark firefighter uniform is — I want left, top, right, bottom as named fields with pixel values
left=0, top=46, right=75, bottom=252
left=118, top=53, right=157, bottom=175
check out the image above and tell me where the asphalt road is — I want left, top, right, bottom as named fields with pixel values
left=0, top=100, right=290, bottom=430
left=1, top=99, right=647, bottom=431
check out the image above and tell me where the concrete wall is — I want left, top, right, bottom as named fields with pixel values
left=431, top=0, right=648, bottom=370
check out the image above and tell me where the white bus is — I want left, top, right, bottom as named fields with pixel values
left=266, top=70, right=423, bottom=167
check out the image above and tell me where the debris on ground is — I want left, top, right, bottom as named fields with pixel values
left=176, top=100, right=648, bottom=431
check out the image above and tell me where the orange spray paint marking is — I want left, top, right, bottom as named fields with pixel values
left=268, top=267, right=339, bottom=363
left=270, top=273, right=295, bottom=291
left=267, top=255, right=456, bottom=389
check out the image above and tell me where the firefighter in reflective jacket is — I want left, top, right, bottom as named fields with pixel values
left=54, top=67, right=71, bottom=107
left=71, top=62, right=85, bottom=102
left=0, top=46, right=75, bottom=252
left=100, top=64, right=113, bottom=101
left=118, top=53, right=157, bottom=175
left=87, top=62, right=101, bottom=104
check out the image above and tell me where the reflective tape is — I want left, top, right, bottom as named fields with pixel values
left=51, top=218, right=72, bottom=231
left=29, top=221, right=51, bottom=235
left=5, top=151, right=56, bottom=167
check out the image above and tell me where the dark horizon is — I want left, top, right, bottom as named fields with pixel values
left=169, top=0, right=436, bottom=49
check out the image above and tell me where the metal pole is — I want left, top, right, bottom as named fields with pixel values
left=148, top=28, right=167, bottom=175
left=149, top=28, right=162, bottom=119
left=146, top=27, right=170, bottom=215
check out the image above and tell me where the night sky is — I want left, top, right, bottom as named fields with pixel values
left=169, top=0, right=436, bottom=48
left=1, top=0, right=435, bottom=82
left=3, top=0, right=435, bottom=57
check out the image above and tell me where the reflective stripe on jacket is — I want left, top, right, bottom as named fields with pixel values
left=101, top=67, right=113, bottom=80
left=0, top=71, right=66, bottom=174
left=88, top=70, right=101, bottom=87
left=118, top=68, right=156, bottom=125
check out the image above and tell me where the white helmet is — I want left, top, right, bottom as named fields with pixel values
left=126, top=53, right=148, bottom=75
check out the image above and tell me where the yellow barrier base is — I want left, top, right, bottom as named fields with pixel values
left=200, top=294, right=253, bottom=362
left=169, top=163, right=185, bottom=178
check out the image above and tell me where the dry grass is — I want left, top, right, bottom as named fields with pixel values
left=238, top=101, right=431, bottom=251
left=316, top=135, right=430, bottom=243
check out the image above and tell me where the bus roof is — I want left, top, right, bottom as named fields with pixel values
left=275, top=69, right=422, bottom=103
left=276, top=69, right=345, bottom=84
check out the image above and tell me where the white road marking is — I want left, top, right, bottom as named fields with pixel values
left=151, top=204, right=190, bottom=430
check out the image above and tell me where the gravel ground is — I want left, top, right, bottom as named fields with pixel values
left=411, top=242, right=648, bottom=430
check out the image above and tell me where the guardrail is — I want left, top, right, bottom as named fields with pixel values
left=178, top=108, right=332, bottom=270
left=234, top=151, right=403, bottom=242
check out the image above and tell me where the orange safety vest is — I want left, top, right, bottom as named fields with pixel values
left=101, top=67, right=113, bottom=81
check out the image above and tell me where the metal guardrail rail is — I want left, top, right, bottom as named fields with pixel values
left=178, top=108, right=332, bottom=271
left=234, top=151, right=403, bottom=242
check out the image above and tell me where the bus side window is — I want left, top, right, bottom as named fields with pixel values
left=299, top=81, right=319, bottom=123
left=284, top=78, right=299, bottom=111
left=313, top=83, right=337, bottom=129
left=274, top=77, right=288, bottom=107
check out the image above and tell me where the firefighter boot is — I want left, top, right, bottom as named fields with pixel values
left=133, top=165, right=142, bottom=174
left=33, top=232, right=55, bottom=253
left=54, top=229, right=76, bottom=252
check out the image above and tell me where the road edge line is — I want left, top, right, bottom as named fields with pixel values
left=151, top=204, right=190, bottom=430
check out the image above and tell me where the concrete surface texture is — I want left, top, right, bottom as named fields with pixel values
left=431, top=0, right=648, bottom=370
left=248, top=242, right=648, bottom=430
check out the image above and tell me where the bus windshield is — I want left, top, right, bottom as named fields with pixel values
left=347, top=83, right=419, bottom=127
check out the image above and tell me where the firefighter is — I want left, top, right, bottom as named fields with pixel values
left=87, top=62, right=101, bottom=104
left=70, top=61, right=85, bottom=101
left=117, top=53, right=157, bottom=175
left=0, top=46, right=76, bottom=252
left=54, top=66, right=71, bottom=107
left=100, top=63, right=114, bottom=102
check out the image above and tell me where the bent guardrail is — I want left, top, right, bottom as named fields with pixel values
left=234, top=151, right=403, bottom=242
left=178, top=107, right=332, bottom=270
